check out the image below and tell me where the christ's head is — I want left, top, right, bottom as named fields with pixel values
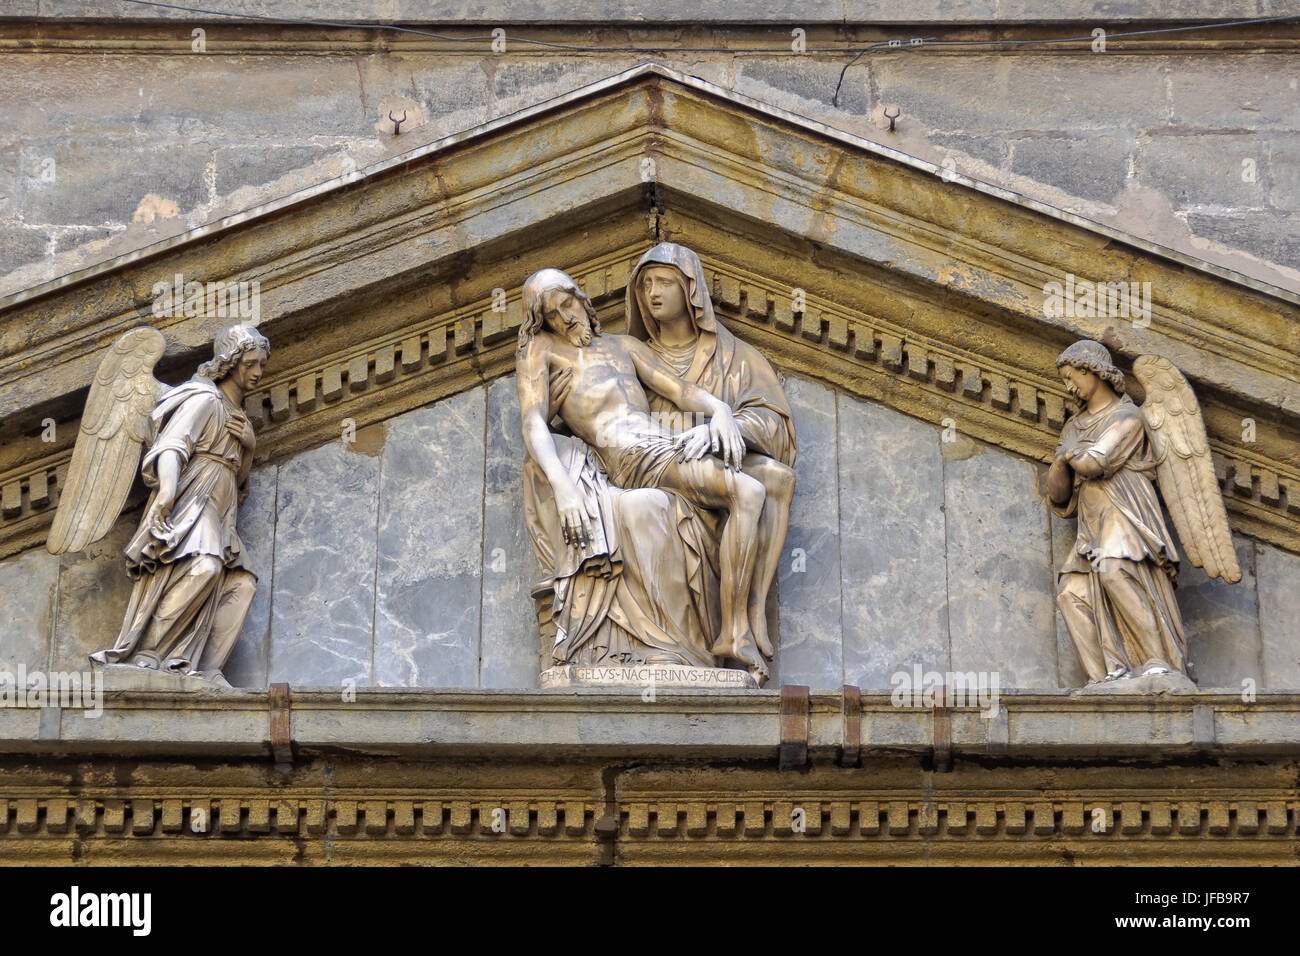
left=520, top=268, right=601, bottom=351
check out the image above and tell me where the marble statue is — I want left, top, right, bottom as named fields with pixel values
left=518, top=263, right=790, bottom=685
left=625, top=243, right=797, bottom=666
left=1047, top=340, right=1240, bottom=689
left=47, top=323, right=269, bottom=687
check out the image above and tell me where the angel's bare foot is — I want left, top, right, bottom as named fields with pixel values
left=1142, top=665, right=1171, bottom=677
left=1102, top=667, right=1130, bottom=682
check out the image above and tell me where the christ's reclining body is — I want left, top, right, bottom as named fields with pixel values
left=517, top=268, right=769, bottom=677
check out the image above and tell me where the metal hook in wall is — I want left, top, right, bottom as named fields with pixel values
left=883, top=107, right=901, bottom=133
left=389, top=110, right=407, bottom=135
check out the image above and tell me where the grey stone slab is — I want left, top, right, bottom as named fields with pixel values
left=1180, top=535, right=1261, bottom=691
left=1010, top=133, right=1135, bottom=205
left=1049, top=512, right=1087, bottom=689
left=374, top=389, right=485, bottom=688
left=0, top=545, right=60, bottom=674
left=1257, top=542, right=1300, bottom=691
left=480, top=376, right=540, bottom=689
left=837, top=396, right=948, bottom=690
left=775, top=376, right=842, bottom=690
left=223, top=464, right=277, bottom=690
left=269, top=437, right=379, bottom=688
left=20, top=137, right=212, bottom=226
left=213, top=145, right=336, bottom=197
left=944, top=446, right=1058, bottom=689
left=1137, top=131, right=1269, bottom=210
left=1168, top=55, right=1298, bottom=129
left=734, top=57, right=872, bottom=117
left=1185, top=211, right=1298, bottom=272
left=52, top=517, right=136, bottom=673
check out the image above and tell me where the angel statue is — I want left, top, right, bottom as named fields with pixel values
left=1046, top=340, right=1240, bottom=689
left=47, top=323, right=270, bottom=688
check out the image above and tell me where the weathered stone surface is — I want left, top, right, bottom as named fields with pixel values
left=1254, top=542, right=1300, bottom=690
left=1048, top=512, right=1088, bottom=689
left=19, top=137, right=211, bottom=226
left=480, top=377, right=538, bottom=689
left=269, top=438, right=378, bottom=688
left=51, top=517, right=135, bottom=673
left=213, top=145, right=337, bottom=197
left=776, top=376, right=842, bottom=689
left=1168, top=55, right=1297, bottom=129
left=1137, top=132, right=1269, bottom=210
left=838, top=396, right=948, bottom=690
left=1180, top=536, right=1261, bottom=690
left=0, top=545, right=59, bottom=673
left=223, top=464, right=278, bottom=690
left=374, top=390, right=485, bottom=688
left=1010, top=133, right=1134, bottom=205
left=945, top=447, right=1058, bottom=688
left=734, top=57, right=872, bottom=117
left=929, top=133, right=1009, bottom=175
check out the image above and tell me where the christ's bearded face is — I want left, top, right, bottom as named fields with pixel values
left=542, top=285, right=593, bottom=348
left=639, top=265, right=689, bottom=327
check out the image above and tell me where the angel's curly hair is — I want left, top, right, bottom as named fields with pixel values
left=1056, top=339, right=1125, bottom=394
left=198, top=323, right=271, bottom=381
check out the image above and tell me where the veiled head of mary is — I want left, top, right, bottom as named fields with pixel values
left=626, top=242, right=718, bottom=344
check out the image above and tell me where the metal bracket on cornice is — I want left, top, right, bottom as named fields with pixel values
left=269, top=682, right=293, bottom=772
left=840, top=684, right=861, bottom=768
left=778, top=684, right=810, bottom=770
left=931, top=685, right=953, bottom=773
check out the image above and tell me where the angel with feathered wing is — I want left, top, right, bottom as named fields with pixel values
left=47, top=323, right=270, bottom=687
left=1046, top=340, right=1240, bottom=688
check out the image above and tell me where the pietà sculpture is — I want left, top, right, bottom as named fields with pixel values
left=47, top=323, right=269, bottom=688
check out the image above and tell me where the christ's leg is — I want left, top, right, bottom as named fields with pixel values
left=655, top=457, right=767, bottom=677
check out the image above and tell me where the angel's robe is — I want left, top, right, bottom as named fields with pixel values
left=94, top=378, right=256, bottom=674
left=1051, top=394, right=1188, bottom=679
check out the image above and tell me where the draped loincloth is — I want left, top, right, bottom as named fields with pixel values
left=599, top=434, right=686, bottom=491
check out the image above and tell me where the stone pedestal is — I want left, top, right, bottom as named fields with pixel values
left=94, top=662, right=240, bottom=693
left=540, top=664, right=758, bottom=689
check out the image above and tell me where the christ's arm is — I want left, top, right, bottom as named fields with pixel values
left=516, top=337, right=593, bottom=546
left=624, top=337, right=745, bottom=470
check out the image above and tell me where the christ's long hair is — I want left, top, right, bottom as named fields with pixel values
left=517, top=268, right=601, bottom=354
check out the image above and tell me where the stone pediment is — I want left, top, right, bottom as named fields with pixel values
left=0, top=62, right=1296, bottom=560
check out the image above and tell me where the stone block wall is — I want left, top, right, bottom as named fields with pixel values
left=4, top=370, right=1296, bottom=693
left=2, top=6, right=1296, bottom=297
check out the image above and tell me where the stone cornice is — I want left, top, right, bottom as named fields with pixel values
left=2, top=691, right=1298, bottom=862
left=3, top=688, right=1299, bottom=760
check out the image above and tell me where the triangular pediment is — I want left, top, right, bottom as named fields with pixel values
left=0, top=63, right=1296, bottom=559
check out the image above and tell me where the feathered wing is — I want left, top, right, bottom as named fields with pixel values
left=1133, top=354, right=1241, bottom=583
left=46, top=328, right=168, bottom=554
